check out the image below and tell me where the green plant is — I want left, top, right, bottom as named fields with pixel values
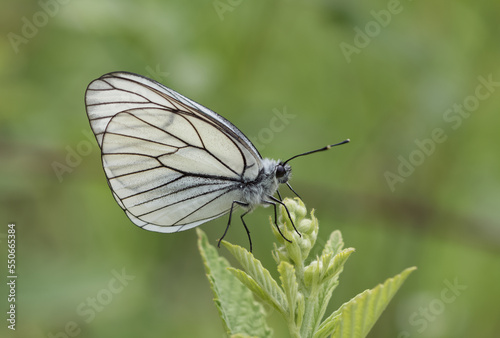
left=197, top=198, right=415, bottom=338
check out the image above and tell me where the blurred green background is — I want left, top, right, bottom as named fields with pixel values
left=1, top=0, right=499, bottom=337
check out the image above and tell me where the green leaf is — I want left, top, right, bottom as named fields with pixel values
left=321, top=230, right=344, bottom=257
left=227, top=267, right=285, bottom=317
left=304, top=248, right=354, bottom=290
left=315, top=267, right=417, bottom=338
left=278, top=261, right=300, bottom=323
left=314, top=277, right=339, bottom=333
left=322, top=248, right=355, bottom=285
left=298, top=249, right=353, bottom=337
left=197, top=229, right=272, bottom=338
left=222, top=240, right=288, bottom=316
left=296, top=291, right=305, bottom=329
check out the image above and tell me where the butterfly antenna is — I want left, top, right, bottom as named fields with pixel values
left=283, top=139, right=350, bottom=165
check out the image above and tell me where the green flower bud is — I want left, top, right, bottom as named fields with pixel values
left=271, top=198, right=319, bottom=265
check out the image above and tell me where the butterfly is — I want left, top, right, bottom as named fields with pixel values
left=85, top=72, right=349, bottom=251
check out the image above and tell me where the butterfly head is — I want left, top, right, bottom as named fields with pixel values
left=275, top=162, right=291, bottom=184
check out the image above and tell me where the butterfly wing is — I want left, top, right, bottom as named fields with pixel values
left=85, top=72, right=262, bottom=232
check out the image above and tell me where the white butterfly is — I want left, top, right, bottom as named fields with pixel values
left=85, top=72, right=348, bottom=251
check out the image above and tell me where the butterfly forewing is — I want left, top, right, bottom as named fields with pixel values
left=85, top=72, right=263, bottom=232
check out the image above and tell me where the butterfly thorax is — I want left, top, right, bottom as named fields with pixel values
left=240, top=158, right=291, bottom=209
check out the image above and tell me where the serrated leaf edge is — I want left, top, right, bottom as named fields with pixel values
left=315, top=267, right=416, bottom=338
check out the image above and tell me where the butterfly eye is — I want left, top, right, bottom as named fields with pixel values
left=275, top=164, right=286, bottom=178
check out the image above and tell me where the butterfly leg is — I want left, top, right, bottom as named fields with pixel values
left=218, top=200, right=250, bottom=249
left=239, top=209, right=253, bottom=252
left=266, top=200, right=293, bottom=244
left=267, top=195, right=302, bottom=238
left=286, top=182, right=302, bottom=200
left=276, top=190, right=283, bottom=201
